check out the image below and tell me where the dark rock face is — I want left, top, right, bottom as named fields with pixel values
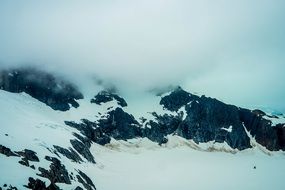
left=16, top=149, right=39, bottom=162
left=16, top=149, right=40, bottom=168
left=1, top=88, right=285, bottom=190
left=66, top=87, right=285, bottom=152
left=179, top=96, right=251, bottom=150
left=18, top=159, right=29, bottom=167
left=0, top=67, right=83, bottom=111
left=64, top=108, right=142, bottom=164
left=0, top=145, right=19, bottom=157
left=143, top=113, right=182, bottom=145
left=25, top=177, right=59, bottom=190
left=158, top=88, right=285, bottom=151
left=141, top=94, right=253, bottom=150
left=252, top=109, right=266, bottom=117
left=65, top=107, right=141, bottom=145
left=70, top=139, right=95, bottom=163
left=53, top=145, right=83, bottom=163
left=31, top=155, right=96, bottom=190
left=65, top=120, right=111, bottom=146
left=160, top=87, right=196, bottom=112
left=239, top=108, right=285, bottom=151
left=76, top=170, right=96, bottom=190
left=38, top=156, right=71, bottom=185
left=143, top=97, right=252, bottom=150
left=65, top=103, right=251, bottom=150
left=91, top=90, right=127, bottom=107
left=0, top=146, right=41, bottom=169
left=97, top=108, right=141, bottom=140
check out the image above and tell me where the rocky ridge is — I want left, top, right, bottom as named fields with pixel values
left=0, top=67, right=83, bottom=111
left=0, top=67, right=284, bottom=190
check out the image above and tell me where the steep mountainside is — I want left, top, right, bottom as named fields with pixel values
left=0, top=67, right=285, bottom=190
left=0, top=67, right=83, bottom=111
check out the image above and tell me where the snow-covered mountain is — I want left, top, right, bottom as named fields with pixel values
left=0, top=67, right=285, bottom=190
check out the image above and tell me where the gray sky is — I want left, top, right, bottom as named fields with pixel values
left=0, top=0, right=285, bottom=111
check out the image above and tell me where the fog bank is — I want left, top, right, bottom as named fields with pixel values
left=0, top=0, right=285, bottom=111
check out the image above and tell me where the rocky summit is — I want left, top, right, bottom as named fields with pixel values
left=0, top=67, right=285, bottom=190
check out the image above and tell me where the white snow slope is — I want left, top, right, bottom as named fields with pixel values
left=0, top=90, right=285, bottom=190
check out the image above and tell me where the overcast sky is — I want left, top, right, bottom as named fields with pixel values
left=0, top=0, right=284, bottom=111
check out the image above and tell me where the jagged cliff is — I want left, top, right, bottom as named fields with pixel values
left=0, top=67, right=284, bottom=190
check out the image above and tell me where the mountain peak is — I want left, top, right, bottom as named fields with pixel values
left=0, top=67, right=285, bottom=190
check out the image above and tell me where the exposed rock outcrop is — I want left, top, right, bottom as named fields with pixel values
left=0, top=145, right=19, bottom=157
left=160, top=86, right=196, bottom=111
left=0, top=67, right=83, bottom=111
left=178, top=96, right=251, bottom=150
left=38, top=156, right=71, bottom=185
left=70, top=139, right=95, bottom=163
left=53, top=145, right=83, bottom=163
left=76, top=170, right=96, bottom=190
left=65, top=120, right=111, bottom=146
left=66, top=87, right=285, bottom=152
left=65, top=108, right=142, bottom=145
left=0, top=146, right=40, bottom=168
left=143, top=113, right=181, bottom=144
left=91, top=90, right=127, bottom=107
left=239, top=108, right=285, bottom=151
left=16, top=149, right=39, bottom=162
left=25, top=177, right=59, bottom=190
left=158, top=87, right=285, bottom=151
left=97, top=108, right=141, bottom=140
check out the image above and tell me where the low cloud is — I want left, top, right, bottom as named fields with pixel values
left=0, top=0, right=285, bottom=111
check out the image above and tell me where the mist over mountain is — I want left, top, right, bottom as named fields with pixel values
left=0, top=67, right=285, bottom=189
left=1, top=0, right=285, bottom=111
left=1, top=1, right=285, bottom=190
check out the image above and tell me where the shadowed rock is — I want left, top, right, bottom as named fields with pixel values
left=91, top=90, right=127, bottom=107
left=16, top=149, right=39, bottom=162
left=0, top=67, right=83, bottom=111
left=65, top=87, right=285, bottom=152
left=65, top=108, right=142, bottom=146
left=76, top=170, right=96, bottom=190
left=97, top=108, right=141, bottom=140
left=0, top=145, right=19, bottom=157
left=178, top=96, right=251, bottom=150
left=38, top=156, right=71, bottom=185
left=53, top=145, right=83, bottom=163
left=70, top=139, right=95, bottom=163
left=160, top=86, right=196, bottom=112
left=25, top=177, right=60, bottom=190
left=159, top=87, right=285, bottom=151
left=239, top=108, right=285, bottom=151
